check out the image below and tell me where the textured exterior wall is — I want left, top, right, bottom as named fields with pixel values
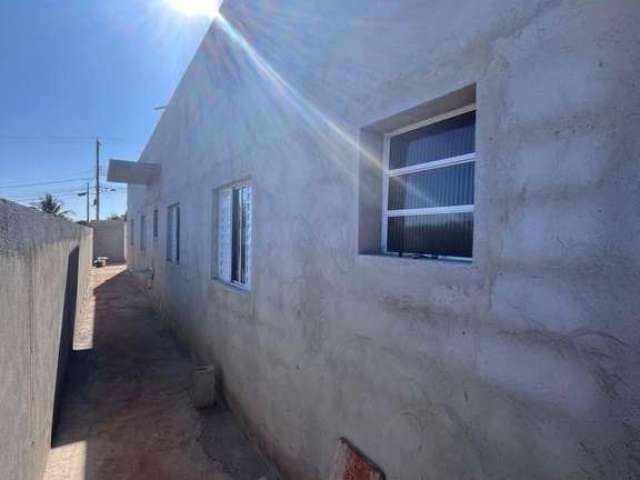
left=0, top=200, right=93, bottom=480
left=90, top=219, right=126, bottom=263
left=127, top=1, right=640, bottom=478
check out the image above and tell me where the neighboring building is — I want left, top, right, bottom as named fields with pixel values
left=89, top=219, right=126, bottom=263
left=108, top=1, right=640, bottom=479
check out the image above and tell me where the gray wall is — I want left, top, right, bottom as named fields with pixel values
left=90, top=219, right=126, bottom=263
left=127, top=1, right=640, bottom=478
left=0, top=200, right=93, bottom=480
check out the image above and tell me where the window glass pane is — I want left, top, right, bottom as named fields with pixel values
left=388, top=162, right=474, bottom=210
left=231, top=186, right=251, bottom=285
left=175, top=206, right=180, bottom=263
left=231, top=189, right=241, bottom=282
left=389, top=111, right=475, bottom=170
left=166, top=208, right=173, bottom=260
left=240, top=186, right=251, bottom=285
left=153, top=209, right=158, bottom=238
left=387, top=212, right=473, bottom=258
left=219, top=185, right=251, bottom=286
left=140, top=216, right=145, bottom=251
left=218, top=190, right=232, bottom=282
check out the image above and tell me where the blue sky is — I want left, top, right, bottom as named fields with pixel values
left=0, top=0, right=215, bottom=220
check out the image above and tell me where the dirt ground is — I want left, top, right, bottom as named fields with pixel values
left=43, top=264, right=277, bottom=480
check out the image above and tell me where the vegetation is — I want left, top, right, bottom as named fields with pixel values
left=36, top=193, right=72, bottom=219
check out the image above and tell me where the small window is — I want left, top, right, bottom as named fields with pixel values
left=218, top=183, right=252, bottom=288
left=166, top=204, right=180, bottom=263
left=140, top=215, right=146, bottom=251
left=153, top=209, right=158, bottom=238
left=383, top=106, right=476, bottom=260
left=130, top=219, right=135, bottom=247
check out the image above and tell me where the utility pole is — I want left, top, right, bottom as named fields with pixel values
left=85, top=182, right=90, bottom=224
left=95, top=138, right=101, bottom=221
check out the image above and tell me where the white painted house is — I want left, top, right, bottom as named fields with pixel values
left=109, top=1, right=640, bottom=478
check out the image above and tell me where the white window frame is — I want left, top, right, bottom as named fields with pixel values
left=381, top=103, right=476, bottom=260
left=217, top=180, right=252, bottom=290
left=166, top=203, right=180, bottom=263
left=140, top=214, right=146, bottom=251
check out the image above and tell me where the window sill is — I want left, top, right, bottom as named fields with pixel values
left=358, top=252, right=473, bottom=265
left=211, top=277, right=251, bottom=294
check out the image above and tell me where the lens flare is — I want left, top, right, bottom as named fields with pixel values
left=165, top=0, right=221, bottom=18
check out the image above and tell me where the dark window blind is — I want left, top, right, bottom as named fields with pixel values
left=387, top=213, right=473, bottom=258
left=388, top=162, right=475, bottom=211
left=389, top=111, right=475, bottom=170
left=153, top=209, right=158, bottom=238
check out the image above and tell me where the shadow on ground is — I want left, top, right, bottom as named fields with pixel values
left=44, top=265, right=278, bottom=480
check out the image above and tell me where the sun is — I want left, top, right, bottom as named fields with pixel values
left=165, top=0, right=221, bottom=18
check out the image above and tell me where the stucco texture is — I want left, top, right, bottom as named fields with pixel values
left=0, top=199, right=93, bottom=480
left=126, top=1, right=640, bottom=478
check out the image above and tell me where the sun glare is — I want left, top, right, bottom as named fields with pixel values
left=166, top=0, right=221, bottom=18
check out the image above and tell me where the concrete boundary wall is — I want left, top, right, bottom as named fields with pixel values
left=0, top=200, right=93, bottom=480
left=90, top=219, right=126, bottom=263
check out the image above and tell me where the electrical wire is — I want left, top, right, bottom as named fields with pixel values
left=0, top=167, right=116, bottom=189
left=0, top=135, right=126, bottom=143
left=0, top=177, right=92, bottom=189
left=4, top=188, right=126, bottom=203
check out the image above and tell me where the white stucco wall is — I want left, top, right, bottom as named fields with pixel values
left=126, top=1, right=640, bottom=478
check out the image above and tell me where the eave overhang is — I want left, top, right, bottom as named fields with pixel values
left=107, top=159, right=160, bottom=185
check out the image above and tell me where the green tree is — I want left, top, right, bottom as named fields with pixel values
left=36, top=193, right=72, bottom=219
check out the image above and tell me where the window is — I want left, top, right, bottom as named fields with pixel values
left=382, top=106, right=476, bottom=259
left=153, top=209, right=158, bottom=238
left=130, top=219, right=134, bottom=247
left=140, top=215, right=146, bottom=251
left=218, top=183, right=252, bottom=288
left=166, top=204, right=180, bottom=263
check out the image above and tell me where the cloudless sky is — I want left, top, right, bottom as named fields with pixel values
left=0, top=0, right=215, bottom=220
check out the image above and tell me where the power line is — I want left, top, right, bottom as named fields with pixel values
left=0, top=176, right=92, bottom=189
left=5, top=188, right=125, bottom=203
left=0, top=169, right=113, bottom=191
left=14, top=188, right=87, bottom=197
left=0, top=135, right=95, bottom=140
left=0, top=135, right=127, bottom=143
left=0, top=164, right=115, bottom=189
left=5, top=182, right=126, bottom=196
left=0, top=177, right=125, bottom=194
left=7, top=194, right=83, bottom=203
left=3, top=183, right=96, bottom=196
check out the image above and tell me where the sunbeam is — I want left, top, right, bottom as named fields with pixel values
left=214, top=14, right=377, bottom=173
left=165, top=0, right=222, bottom=18
left=213, top=13, right=440, bottom=211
